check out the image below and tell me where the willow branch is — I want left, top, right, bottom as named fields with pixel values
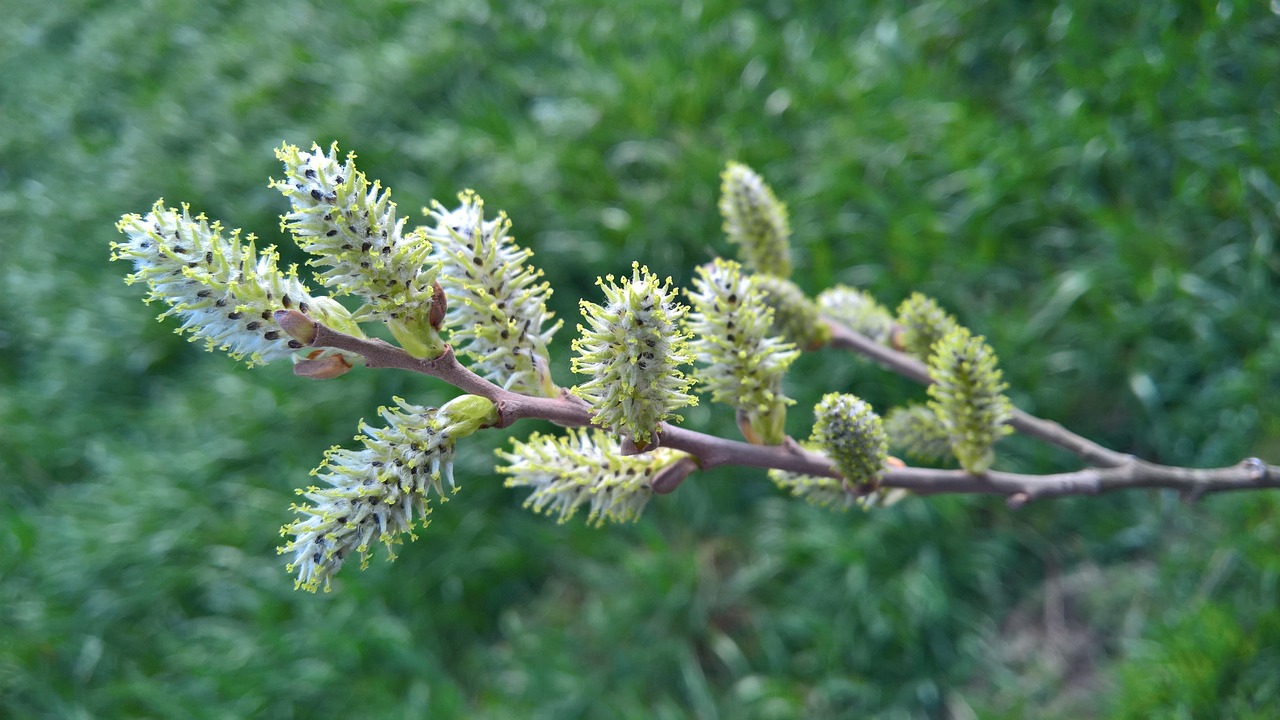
left=301, top=318, right=1280, bottom=504
left=659, top=428, right=1279, bottom=504
left=823, top=319, right=1133, bottom=467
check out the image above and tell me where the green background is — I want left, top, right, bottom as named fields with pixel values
left=3, top=0, right=1279, bottom=717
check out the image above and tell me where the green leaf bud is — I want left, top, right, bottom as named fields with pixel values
left=280, top=394, right=496, bottom=592
left=884, top=403, right=953, bottom=464
left=719, top=161, right=792, bottom=278
left=927, top=327, right=1013, bottom=473
left=685, top=258, right=799, bottom=444
left=426, top=191, right=561, bottom=396
left=753, top=275, right=831, bottom=350
left=811, top=392, right=888, bottom=488
left=896, top=292, right=958, bottom=360
left=496, top=429, right=687, bottom=526
left=571, top=263, right=697, bottom=447
left=818, top=284, right=895, bottom=344
left=273, top=143, right=443, bottom=356
left=114, top=201, right=362, bottom=367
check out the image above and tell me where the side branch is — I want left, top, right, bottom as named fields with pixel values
left=824, top=319, right=1132, bottom=467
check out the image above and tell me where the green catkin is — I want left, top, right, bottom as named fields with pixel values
left=497, top=429, right=688, bottom=526
left=753, top=275, right=831, bottom=350
left=684, top=258, right=799, bottom=444
left=927, top=327, right=1013, bottom=473
left=719, top=161, right=792, bottom=278
left=571, top=263, right=697, bottom=446
left=896, top=292, right=958, bottom=360
left=811, top=393, right=888, bottom=487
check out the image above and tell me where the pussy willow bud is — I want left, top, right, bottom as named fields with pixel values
left=279, top=394, right=497, bottom=593
left=273, top=142, right=443, bottom=357
left=927, top=327, right=1013, bottom=473
left=818, top=285, right=895, bottom=344
left=753, top=275, right=831, bottom=350
left=426, top=191, right=561, bottom=396
left=811, top=393, right=887, bottom=488
left=719, top=162, right=792, bottom=278
left=685, top=258, right=799, bottom=444
left=896, top=292, right=958, bottom=360
left=114, top=202, right=362, bottom=366
left=884, top=403, right=953, bottom=464
left=571, top=263, right=697, bottom=447
left=496, top=429, right=686, bottom=526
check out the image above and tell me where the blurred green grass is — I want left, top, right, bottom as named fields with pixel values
left=1, top=0, right=1278, bottom=717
